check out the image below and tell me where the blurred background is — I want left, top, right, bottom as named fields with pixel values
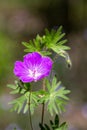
left=0, top=0, right=87, bottom=130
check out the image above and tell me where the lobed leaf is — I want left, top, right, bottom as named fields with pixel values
left=22, top=26, right=70, bottom=59
left=45, top=77, right=70, bottom=116
left=39, top=114, right=68, bottom=130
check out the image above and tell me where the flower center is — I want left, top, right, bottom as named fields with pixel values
left=28, top=67, right=41, bottom=80
left=33, top=69, right=36, bottom=77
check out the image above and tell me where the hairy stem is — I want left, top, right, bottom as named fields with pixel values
left=29, top=90, right=33, bottom=130
left=41, top=79, right=46, bottom=126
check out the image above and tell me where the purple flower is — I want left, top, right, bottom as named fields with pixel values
left=14, top=52, right=53, bottom=83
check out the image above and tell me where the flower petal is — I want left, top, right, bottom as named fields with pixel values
left=35, top=57, right=53, bottom=80
left=13, top=52, right=53, bottom=83
left=24, top=52, right=42, bottom=68
left=14, top=61, right=25, bottom=77
left=19, top=75, right=34, bottom=83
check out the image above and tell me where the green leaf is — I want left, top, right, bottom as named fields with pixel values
left=7, top=83, right=20, bottom=95
left=9, top=91, right=40, bottom=114
left=43, top=26, right=70, bottom=59
left=7, top=83, right=18, bottom=90
left=9, top=93, right=27, bottom=113
left=44, top=124, right=50, bottom=130
left=33, top=34, right=43, bottom=49
left=56, top=122, right=68, bottom=130
left=39, top=123, right=45, bottom=130
left=29, top=92, right=40, bottom=114
left=8, top=82, right=40, bottom=114
left=44, top=26, right=66, bottom=46
left=45, top=77, right=70, bottom=116
left=41, top=51, right=52, bottom=56
left=39, top=114, right=68, bottom=130
left=57, top=39, right=68, bottom=45
left=54, top=115, right=59, bottom=127
left=22, top=35, right=46, bottom=54
left=50, top=45, right=70, bottom=55
left=22, top=26, right=70, bottom=59
left=7, top=80, right=27, bottom=94
left=10, top=89, right=20, bottom=94
left=22, top=41, right=37, bottom=52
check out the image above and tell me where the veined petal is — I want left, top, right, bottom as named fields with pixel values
left=37, top=57, right=53, bottom=76
left=14, top=61, right=25, bottom=77
left=13, top=52, right=53, bottom=83
left=24, top=52, right=42, bottom=67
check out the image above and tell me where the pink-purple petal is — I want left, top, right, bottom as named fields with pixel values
left=14, top=61, right=25, bottom=77
left=24, top=52, right=42, bottom=66
left=13, top=52, right=53, bottom=83
left=19, top=76, right=34, bottom=83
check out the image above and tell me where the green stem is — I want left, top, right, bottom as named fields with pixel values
left=29, top=90, right=33, bottom=130
left=41, top=102, right=45, bottom=125
left=41, top=79, right=46, bottom=126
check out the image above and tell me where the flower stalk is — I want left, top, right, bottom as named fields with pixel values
left=28, top=89, right=33, bottom=130
left=41, top=79, right=46, bottom=126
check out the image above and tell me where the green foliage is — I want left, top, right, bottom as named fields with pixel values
left=39, top=114, right=68, bottom=130
left=7, top=77, right=70, bottom=116
left=22, top=26, right=70, bottom=58
left=45, top=77, right=70, bottom=116
left=22, top=34, right=51, bottom=56
left=31, top=77, right=70, bottom=116
left=7, top=81, right=39, bottom=114
left=43, top=26, right=70, bottom=55
left=22, top=35, right=42, bottom=52
left=8, top=80, right=30, bottom=94
left=9, top=93, right=28, bottom=113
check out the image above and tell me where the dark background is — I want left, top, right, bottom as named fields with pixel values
left=0, top=0, right=87, bottom=130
